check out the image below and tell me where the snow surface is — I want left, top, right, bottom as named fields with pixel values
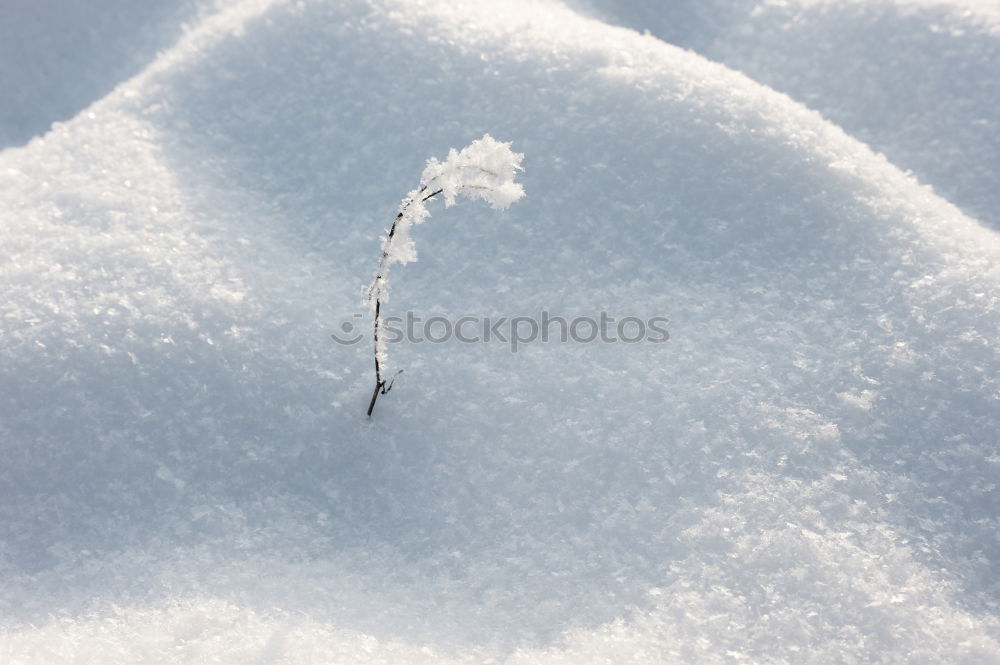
left=0, top=0, right=214, bottom=150
left=573, top=0, right=1000, bottom=229
left=1, top=0, right=999, bottom=663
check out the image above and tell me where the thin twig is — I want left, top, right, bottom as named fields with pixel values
left=367, top=187, right=442, bottom=417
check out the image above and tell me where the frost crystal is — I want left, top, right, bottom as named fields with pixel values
left=365, top=134, right=524, bottom=413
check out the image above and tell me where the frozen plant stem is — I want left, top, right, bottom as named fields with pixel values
left=367, top=186, right=441, bottom=417
left=365, top=134, right=525, bottom=417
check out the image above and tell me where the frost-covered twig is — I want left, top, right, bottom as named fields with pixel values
left=365, top=134, right=525, bottom=417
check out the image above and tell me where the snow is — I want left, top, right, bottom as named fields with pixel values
left=1, top=0, right=998, bottom=663
left=0, top=0, right=211, bottom=150
left=573, top=0, right=1000, bottom=229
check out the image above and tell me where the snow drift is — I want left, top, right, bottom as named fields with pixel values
left=577, top=0, right=1000, bottom=229
left=1, top=0, right=998, bottom=662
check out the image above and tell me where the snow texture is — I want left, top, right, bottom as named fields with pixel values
left=573, top=0, right=1000, bottom=230
left=1, top=0, right=998, bottom=663
left=0, top=0, right=212, bottom=149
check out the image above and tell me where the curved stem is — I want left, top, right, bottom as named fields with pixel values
left=367, top=187, right=442, bottom=302
left=367, top=187, right=442, bottom=417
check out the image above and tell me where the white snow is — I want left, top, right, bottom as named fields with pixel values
left=0, top=0, right=212, bottom=149
left=573, top=0, right=1000, bottom=229
left=1, top=0, right=998, bottom=663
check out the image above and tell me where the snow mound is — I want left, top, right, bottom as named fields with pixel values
left=575, top=0, right=1000, bottom=229
left=1, top=0, right=998, bottom=662
left=0, top=0, right=220, bottom=149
